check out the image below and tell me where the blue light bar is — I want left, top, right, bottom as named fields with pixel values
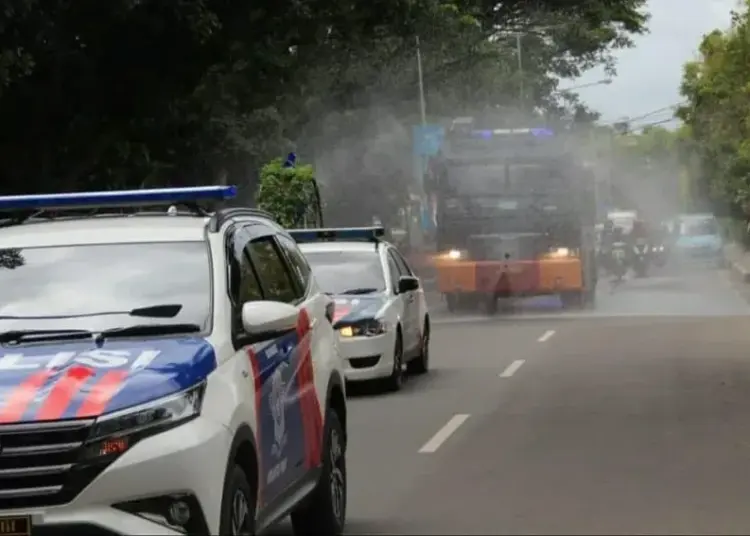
left=0, top=185, right=237, bottom=212
left=469, top=127, right=555, bottom=139
left=288, top=226, right=385, bottom=243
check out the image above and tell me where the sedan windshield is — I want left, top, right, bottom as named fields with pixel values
left=0, top=242, right=211, bottom=332
left=302, top=250, right=386, bottom=295
left=681, top=219, right=718, bottom=237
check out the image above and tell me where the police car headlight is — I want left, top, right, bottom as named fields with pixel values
left=85, top=382, right=206, bottom=459
left=339, top=320, right=387, bottom=338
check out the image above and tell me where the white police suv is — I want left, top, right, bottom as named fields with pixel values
left=0, top=186, right=347, bottom=535
left=289, top=227, right=430, bottom=392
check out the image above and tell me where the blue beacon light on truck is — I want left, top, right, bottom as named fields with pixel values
left=288, top=226, right=385, bottom=243
left=470, top=128, right=555, bottom=139
left=0, top=186, right=238, bottom=212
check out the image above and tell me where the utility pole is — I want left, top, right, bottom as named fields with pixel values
left=416, top=36, right=427, bottom=126
left=515, top=33, right=524, bottom=108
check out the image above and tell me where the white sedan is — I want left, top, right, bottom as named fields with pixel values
left=290, top=228, right=431, bottom=391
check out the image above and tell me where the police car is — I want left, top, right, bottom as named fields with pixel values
left=0, top=187, right=347, bottom=535
left=289, top=227, right=430, bottom=392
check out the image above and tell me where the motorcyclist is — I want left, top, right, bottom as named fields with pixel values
left=629, top=218, right=649, bottom=245
left=598, top=220, right=615, bottom=269
left=608, top=226, right=628, bottom=279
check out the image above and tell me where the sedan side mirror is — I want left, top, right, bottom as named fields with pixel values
left=241, top=301, right=298, bottom=343
left=397, top=275, right=420, bottom=294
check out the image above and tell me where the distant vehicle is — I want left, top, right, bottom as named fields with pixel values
left=291, top=227, right=430, bottom=392
left=673, top=213, right=724, bottom=266
left=606, top=210, right=638, bottom=233
left=426, top=120, right=597, bottom=313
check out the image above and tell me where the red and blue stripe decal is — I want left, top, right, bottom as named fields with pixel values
left=247, top=308, right=324, bottom=506
left=0, top=338, right=216, bottom=423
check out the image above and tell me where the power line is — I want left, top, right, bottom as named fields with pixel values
left=600, top=102, right=686, bottom=126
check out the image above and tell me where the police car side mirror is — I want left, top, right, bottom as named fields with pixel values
left=241, top=301, right=299, bottom=342
left=397, top=276, right=419, bottom=293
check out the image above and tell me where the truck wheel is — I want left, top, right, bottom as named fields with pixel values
left=484, top=295, right=498, bottom=315
left=291, top=409, right=347, bottom=536
left=445, top=293, right=458, bottom=313
left=219, top=464, right=257, bottom=535
left=561, top=291, right=584, bottom=309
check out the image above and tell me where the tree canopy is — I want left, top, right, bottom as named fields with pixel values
left=0, top=0, right=648, bottom=205
left=677, top=0, right=750, bottom=219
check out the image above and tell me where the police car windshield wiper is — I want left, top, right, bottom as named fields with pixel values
left=0, top=303, right=183, bottom=321
left=338, top=287, right=381, bottom=295
left=99, top=323, right=203, bottom=339
left=0, top=329, right=92, bottom=344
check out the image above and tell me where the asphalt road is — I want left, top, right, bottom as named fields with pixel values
left=273, top=266, right=750, bottom=535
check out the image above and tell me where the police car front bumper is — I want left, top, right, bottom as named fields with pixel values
left=338, top=333, right=395, bottom=381
left=1, top=416, right=230, bottom=535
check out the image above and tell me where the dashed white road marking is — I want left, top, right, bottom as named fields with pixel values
left=499, top=359, right=525, bottom=378
left=418, top=414, right=470, bottom=453
left=537, top=329, right=556, bottom=342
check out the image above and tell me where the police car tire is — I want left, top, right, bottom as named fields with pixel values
left=383, top=332, right=404, bottom=392
left=218, top=464, right=257, bottom=535
left=407, top=323, right=429, bottom=375
left=290, top=408, right=347, bottom=536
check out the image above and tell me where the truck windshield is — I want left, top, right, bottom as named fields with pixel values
left=0, top=242, right=211, bottom=332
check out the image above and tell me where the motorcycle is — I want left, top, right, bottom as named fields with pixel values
left=650, top=243, right=668, bottom=268
left=631, top=238, right=650, bottom=277
left=609, top=241, right=629, bottom=282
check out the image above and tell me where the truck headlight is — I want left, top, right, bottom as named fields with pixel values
left=339, top=319, right=387, bottom=338
left=84, top=382, right=206, bottom=459
left=548, top=247, right=573, bottom=258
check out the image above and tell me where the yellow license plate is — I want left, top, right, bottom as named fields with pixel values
left=0, top=516, right=31, bottom=536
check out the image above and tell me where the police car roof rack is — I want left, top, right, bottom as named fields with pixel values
left=0, top=186, right=237, bottom=228
left=287, top=226, right=385, bottom=243
left=207, top=207, right=277, bottom=232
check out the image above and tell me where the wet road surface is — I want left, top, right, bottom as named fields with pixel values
left=272, top=267, right=750, bottom=534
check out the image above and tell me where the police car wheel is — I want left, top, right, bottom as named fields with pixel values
left=407, top=322, right=430, bottom=375
left=219, top=464, right=256, bottom=535
left=383, top=332, right=404, bottom=392
left=291, top=408, right=347, bottom=536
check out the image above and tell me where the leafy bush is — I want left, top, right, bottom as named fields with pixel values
left=256, top=158, right=320, bottom=228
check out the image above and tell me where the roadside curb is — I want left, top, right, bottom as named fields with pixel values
left=733, top=260, right=750, bottom=283
left=724, top=243, right=750, bottom=283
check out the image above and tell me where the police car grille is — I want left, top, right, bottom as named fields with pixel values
left=0, top=419, right=101, bottom=508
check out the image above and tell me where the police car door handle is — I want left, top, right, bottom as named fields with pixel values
left=325, top=302, right=335, bottom=323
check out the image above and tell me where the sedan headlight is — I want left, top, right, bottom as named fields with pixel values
left=339, top=319, right=388, bottom=338
left=84, top=382, right=206, bottom=460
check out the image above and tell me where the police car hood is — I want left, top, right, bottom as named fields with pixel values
left=331, top=295, right=387, bottom=325
left=0, top=337, right=214, bottom=423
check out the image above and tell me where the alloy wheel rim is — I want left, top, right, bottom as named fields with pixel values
left=231, top=489, right=251, bottom=535
left=329, top=428, right=346, bottom=524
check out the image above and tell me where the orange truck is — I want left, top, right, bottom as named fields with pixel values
left=425, top=119, right=597, bottom=314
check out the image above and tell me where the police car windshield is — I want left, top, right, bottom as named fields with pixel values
left=0, top=242, right=210, bottom=332
left=303, top=250, right=386, bottom=295
left=681, top=219, right=717, bottom=236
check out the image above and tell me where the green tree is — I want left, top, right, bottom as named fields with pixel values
left=256, top=157, right=321, bottom=228
left=0, top=0, right=648, bottom=204
left=677, top=2, right=750, bottom=220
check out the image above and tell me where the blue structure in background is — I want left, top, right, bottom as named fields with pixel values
left=412, top=125, right=445, bottom=234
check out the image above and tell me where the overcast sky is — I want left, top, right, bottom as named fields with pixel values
left=572, top=0, right=738, bottom=127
